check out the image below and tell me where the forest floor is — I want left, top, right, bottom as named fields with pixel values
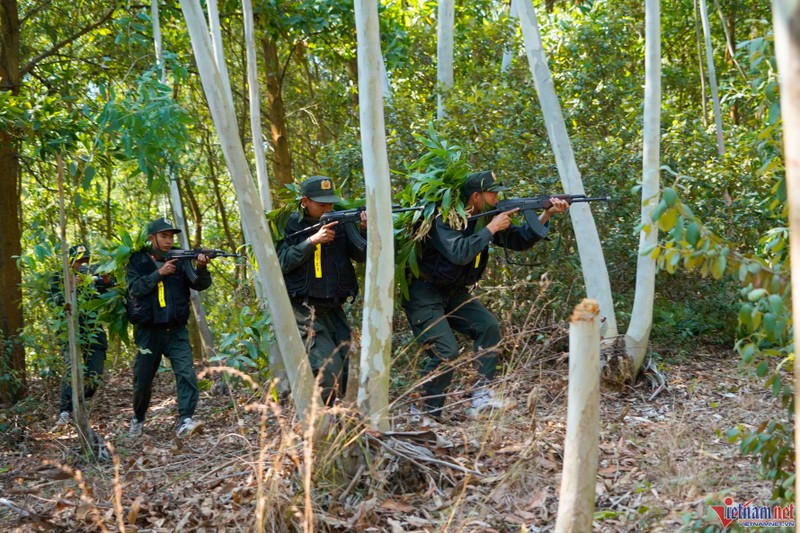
left=0, top=344, right=786, bottom=532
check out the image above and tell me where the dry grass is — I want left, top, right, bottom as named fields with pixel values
left=0, top=317, right=785, bottom=532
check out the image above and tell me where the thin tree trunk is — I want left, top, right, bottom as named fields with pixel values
left=242, top=0, right=272, bottom=212
left=501, top=0, right=518, bottom=73
left=261, top=37, right=293, bottom=187
left=770, top=0, right=800, bottom=509
left=354, top=0, right=394, bottom=431
left=699, top=0, right=725, bottom=155
left=57, top=155, right=91, bottom=455
left=516, top=0, right=618, bottom=338
left=554, top=299, right=600, bottom=532
left=0, top=0, right=26, bottom=402
left=436, top=0, right=455, bottom=120
left=626, top=0, right=661, bottom=378
left=693, top=0, right=709, bottom=127
left=180, top=0, right=318, bottom=422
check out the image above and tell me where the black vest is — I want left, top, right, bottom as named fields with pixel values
left=127, top=252, right=193, bottom=327
left=283, top=213, right=359, bottom=302
left=419, top=220, right=490, bottom=288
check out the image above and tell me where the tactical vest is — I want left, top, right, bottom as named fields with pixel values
left=127, top=251, right=193, bottom=327
left=418, top=220, right=490, bottom=288
left=282, top=213, right=359, bottom=302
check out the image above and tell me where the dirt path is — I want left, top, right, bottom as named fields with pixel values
left=0, top=350, right=784, bottom=531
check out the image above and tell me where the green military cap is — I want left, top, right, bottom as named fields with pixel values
left=301, top=176, right=342, bottom=204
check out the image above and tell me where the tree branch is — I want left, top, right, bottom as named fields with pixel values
left=19, top=6, right=116, bottom=78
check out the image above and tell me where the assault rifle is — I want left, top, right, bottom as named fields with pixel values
left=165, top=248, right=241, bottom=261
left=161, top=248, right=240, bottom=284
left=468, top=194, right=609, bottom=237
left=285, top=205, right=424, bottom=251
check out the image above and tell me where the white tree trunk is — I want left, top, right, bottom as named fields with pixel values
left=152, top=0, right=216, bottom=362
left=626, top=0, right=661, bottom=377
left=242, top=0, right=272, bottom=213
left=771, top=0, right=800, bottom=507
left=699, top=0, right=725, bottom=154
left=180, top=0, right=320, bottom=422
left=354, top=0, right=394, bottom=431
left=516, top=0, right=618, bottom=338
left=554, top=299, right=600, bottom=532
left=501, top=0, right=518, bottom=73
left=436, top=0, right=455, bottom=120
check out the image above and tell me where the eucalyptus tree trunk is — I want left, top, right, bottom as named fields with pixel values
left=152, top=0, right=215, bottom=363
left=436, top=0, right=455, bottom=120
left=0, top=0, right=26, bottom=403
left=354, top=0, right=394, bottom=431
left=516, top=0, right=618, bottom=338
left=625, top=0, right=661, bottom=378
left=57, top=155, right=91, bottom=456
left=770, top=0, right=800, bottom=507
left=693, top=0, right=709, bottom=126
left=205, top=0, right=290, bottom=392
left=180, top=0, right=319, bottom=422
left=554, top=299, right=600, bottom=532
left=699, top=0, right=725, bottom=155
left=242, top=0, right=272, bottom=212
left=501, top=0, right=518, bottom=73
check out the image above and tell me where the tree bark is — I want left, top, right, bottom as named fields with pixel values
left=516, top=0, right=618, bottom=338
left=180, top=0, right=319, bottom=423
left=436, top=0, right=455, bottom=120
left=554, top=299, right=600, bottom=532
left=261, top=37, right=293, bottom=188
left=57, top=155, right=92, bottom=455
left=243, top=0, right=272, bottom=212
left=770, top=0, right=800, bottom=508
left=0, top=0, right=26, bottom=402
left=354, top=0, right=394, bottom=431
left=699, top=0, right=726, bottom=155
left=626, top=0, right=661, bottom=378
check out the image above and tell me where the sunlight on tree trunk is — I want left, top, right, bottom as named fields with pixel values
left=555, top=299, right=600, bottom=532
left=436, top=0, right=454, bottom=120
left=626, top=0, right=661, bottom=378
left=770, top=0, right=800, bottom=507
left=180, top=0, right=320, bottom=424
left=699, top=0, right=725, bottom=155
left=516, top=0, right=618, bottom=338
left=354, top=0, right=394, bottom=431
left=57, top=155, right=92, bottom=456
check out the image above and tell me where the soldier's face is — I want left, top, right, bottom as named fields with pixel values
left=467, top=191, right=499, bottom=212
left=302, top=198, right=334, bottom=219
left=150, top=231, right=176, bottom=252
